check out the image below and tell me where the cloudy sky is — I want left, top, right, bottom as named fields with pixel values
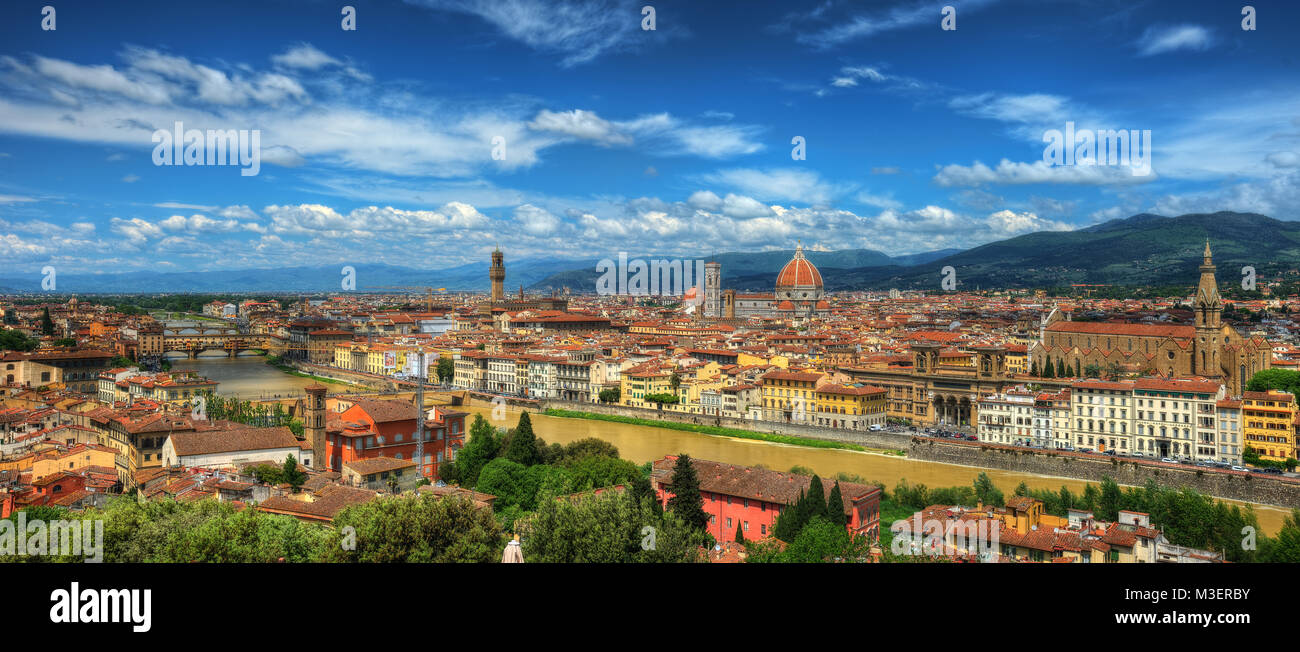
left=1, top=0, right=1298, bottom=274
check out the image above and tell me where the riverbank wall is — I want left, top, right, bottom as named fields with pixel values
left=909, top=438, right=1300, bottom=509
left=537, top=398, right=1300, bottom=509
left=281, top=361, right=396, bottom=391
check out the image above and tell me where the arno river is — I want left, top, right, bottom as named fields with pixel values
left=178, top=354, right=1290, bottom=535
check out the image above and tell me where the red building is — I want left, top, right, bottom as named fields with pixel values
left=325, top=398, right=466, bottom=480
left=650, top=456, right=881, bottom=544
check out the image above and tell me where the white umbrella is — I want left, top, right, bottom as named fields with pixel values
left=502, top=539, right=524, bottom=563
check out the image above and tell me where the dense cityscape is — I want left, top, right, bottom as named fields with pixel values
left=5, top=0, right=1297, bottom=636
left=4, top=238, right=1300, bottom=565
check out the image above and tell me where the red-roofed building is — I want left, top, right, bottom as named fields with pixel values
left=651, top=456, right=881, bottom=544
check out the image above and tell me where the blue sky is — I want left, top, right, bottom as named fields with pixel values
left=1, top=0, right=1298, bottom=274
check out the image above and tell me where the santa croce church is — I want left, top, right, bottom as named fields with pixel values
left=1029, top=242, right=1270, bottom=396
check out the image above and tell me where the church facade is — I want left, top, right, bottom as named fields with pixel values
left=1028, top=242, right=1270, bottom=396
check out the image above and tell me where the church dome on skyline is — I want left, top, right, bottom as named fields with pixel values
left=775, top=243, right=823, bottom=291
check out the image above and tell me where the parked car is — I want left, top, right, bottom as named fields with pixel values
left=965, top=435, right=978, bottom=441
left=1078, top=447, right=1093, bottom=453
left=1103, top=450, right=1117, bottom=456
left=1160, top=457, right=1177, bottom=464
left=1231, top=465, right=1247, bottom=472
left=869, top=424, right=883, bottom=431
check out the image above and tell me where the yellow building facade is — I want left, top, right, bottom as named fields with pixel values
left=1242, top=390, right=1296, bottom=462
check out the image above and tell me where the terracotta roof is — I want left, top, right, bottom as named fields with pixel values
left=1046, top=321, right=1194, bottom=339
left=256, top=484, right=377, bottom=522
left=346, top=398, right=418, bottom=423
left=652, top=456, right=877, bottom=512
left=168, top=426, right=299, bottom=457
left=344, top=457, right=416, bottom=475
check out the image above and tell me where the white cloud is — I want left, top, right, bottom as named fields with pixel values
left=109, top=217, right=164, bottom=244
left=271, top=43, right=341, bottom=70
left=514, top=203, right=562, bottom=235
left=407, top=0, right=655, bottom=67
left=794, top=0, right=999, bottom=49
left=1136, top=24, right=1215, bottom=57
left=527, top=109, right=631, bottom=145
left=719, top=194, right=774, bottom=219
left=699, top=168, right=843, bottom=204
left=985, top=209, right=1072, bottom=237
left=1266, top=152, right=1299, bottom=169
left=934, top=159, right=1156, bottom=187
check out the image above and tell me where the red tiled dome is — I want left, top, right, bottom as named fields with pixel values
left=775, top=244, right=823, bottom=289
left=777, top=300, right=795, bottom=311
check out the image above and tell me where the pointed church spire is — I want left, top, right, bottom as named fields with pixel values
left=1196, top=238, right=1221, bottom=330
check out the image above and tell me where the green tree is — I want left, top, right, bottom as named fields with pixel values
left=598, top=387, right=621, bottom=403
left=436, top=357, right=454, bottom=383
left=628, top=470, right=663, bottom=518
left=735, top=522, right=746, bottom=545
left=754, top=517, right=869, bottom=563
left=1104, top=362, right=1124, bottom=381
left=664, top=454, right=709, bottom=532
left=0, top=329, right=38, bottom=352
left=519, top=488, right=705, bottom=563
left=281, top=455, right=306, bottom=491
left=1057, top=358, right=1067, bottom=378
left=52, top=337, right=76, bottom=347
left=1247, top=369, right=1300, bottom=402
left=1097, top=477, right=1122, bottom=521
left=554, top=437, right=621, bottom=465
left=825, top=481, right=847, bottom=529
left=475, top=458, right=540, bottom=511
left=1263, top=509, right=1300, bottom=563
left=1042, top=356, right=1055, bottom=378
left=504, top=412, right=540, bottom=466
left=40, top=307, right=55, bottom=336
left=566, top=455, right=641, bottom=492
left=805, top=474, right=828, bottom=522
left=322, top=494, right=502, bottom=562
left=1030, top=360, right=1039, bottom=377
left=773, top=489, right=806, bottom=542
left=454, top=414, right=501, bottom=487
left=974, top=473, right=1005, bottom=507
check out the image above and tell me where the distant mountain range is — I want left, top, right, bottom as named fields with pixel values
left=811, top=211, right=1299, bottom=290
left=0, top=259, right=589, bottom=294
left=1, top=211, right=1291, bottom=293
left=525, top=248, right=962, bottom=293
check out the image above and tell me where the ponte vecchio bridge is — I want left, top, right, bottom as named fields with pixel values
left=162, top=325, right=287, bottom=359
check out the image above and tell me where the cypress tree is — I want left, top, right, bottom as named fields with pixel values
left=805, top=475, right=827, bottom=521
left=773, top=490, right=805, bottom=541
left=504, top=411, right=540, bottom=466
left=1043, top=357, right=1055, bottom=378
left=1030, top=360, right=1039, bottom=377
left=825, top=481, right=847, bottom=529
left=1074, top=360, right=1082, bottom=378
left=734, top=523, right=745, bottom=545
left=40, top=307, right=55, bottom=336
left=1056, top=358, right=1067, bottom=378
left=665, top=454, right=709, bottom=532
